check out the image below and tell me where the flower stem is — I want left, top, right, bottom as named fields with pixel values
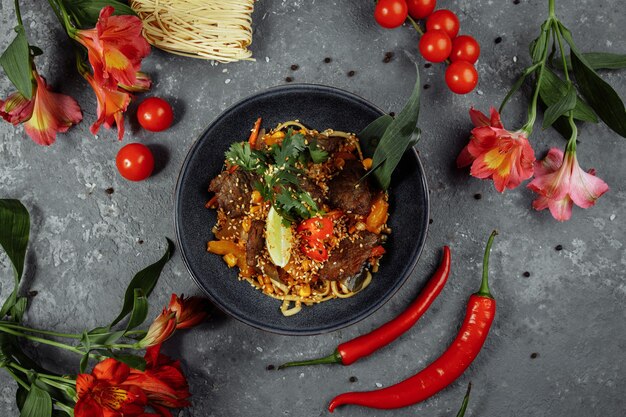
left=8, top=362, right=75, bottom=384
left=553, top=24, right=570, bottom=82
left=14, top=0, right=24, bottom=26
left=4, top=367, right=30, bottom=390
left=0, top=322, right=81, bottom=339
left=548, top=0, right=556, bottom=17
left=0, top=325, right=84, bottom=355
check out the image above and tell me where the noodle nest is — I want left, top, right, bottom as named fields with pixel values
left=130, top=0, right=255, bottom=62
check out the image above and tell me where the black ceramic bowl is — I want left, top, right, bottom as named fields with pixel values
left=175, top=84, right=429, bottom=335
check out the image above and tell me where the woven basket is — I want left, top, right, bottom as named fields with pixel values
left=130, top=0, right=255, bottom=62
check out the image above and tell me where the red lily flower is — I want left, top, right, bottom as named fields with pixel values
left=457, top=107, right=535, bottom=192
left=168, top=294, right=210, bottom=329
left=0, top=91, right=33, bottom=124
left=527, top=147, right=609, bottom=221
left=119, top=72, right=153, bottom=93
left=126, top=344, right=191, bottom=417
left=1, top=72, right=82, bottom=146
left=140, top=309, right=177, bottom=348
left=75, top=358, right=147, bottom=417
left=75, top=6, right=151, bottom=90
left=84, top=73, right=131, bottom=140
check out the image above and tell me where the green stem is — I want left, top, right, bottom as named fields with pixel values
left=553, top=25, right=570, bottom=82
left=8, top=363, right=75, bottom=384
left=278, top=350, right=343, bottom=369
left=476, top=230, right=498, bottom=299
left=46, top=0, right=64, bottom=29
left=406, top=15, right=424, bottom=36
left=566, top=114, right=578, bottom=153
left=14, top=0, right=23, bottom=26
left=456, top=382, right=473, bottom=417
left=548, top=0, right=556, bottom=17
left=4, top=367, right=30, bottom=390
left=0, top=322, right=81, bottom=339
left=0, top=325, right=83, bottom=355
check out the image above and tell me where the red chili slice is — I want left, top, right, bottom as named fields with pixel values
left=300, top=238, right=329, bottom=262
left=297, top=217, right=333, bottom=240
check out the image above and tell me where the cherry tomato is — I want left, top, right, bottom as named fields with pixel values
left=137, top=97, right=174, bottom=132
left=406, top=0, right=436, bottom=19
left=297, top=217, right=333, bottom=240
left=418, top=30, right=452, bottom=63
left=116, top=143, right=154, bottom=181
left=374, top=0, right=408, bottom=29
left=301, top=238, right=328, bottom=262
left=450, top=35, right=480, bottom=64
left=426, top=9, right=460, bottom=39
left=445, top=61, right=479, bottom=94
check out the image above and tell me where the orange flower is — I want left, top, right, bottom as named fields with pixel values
left=75, top=6, right=151, bottom=90
left=126, top=344, right=191, bottom=416
left=75, top=358, right=147, bottom=417
left=139, top=309, right=177, bottom=348
left=168, top=294, right=210, bottom=329
left=457, top=107, right=535, bottom=192
left=119, top=72, right=153, bottom=93
left=84, top=73, right=131, bottom=140
left=1, top=72, right=82, bottom=146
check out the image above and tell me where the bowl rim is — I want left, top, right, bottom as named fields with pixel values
left=174, top=83, right=430, bottom=335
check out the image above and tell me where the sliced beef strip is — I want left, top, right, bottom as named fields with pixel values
left=208, top=170, right=253, bottom=217
left=245, top=220, right=279, bottom=279
left=319, top=231, right=380, bottom=281
left=298, top=176, right=325, bottom=204
left=327, top=160, right=373, bottom=216
left=213, top=217, right=243, bottom=241
left=246, top=220, right=265, bottom=270
left=315, top=135, right=342, bottom=154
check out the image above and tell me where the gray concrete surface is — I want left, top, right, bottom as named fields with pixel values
left=1, top=0, right=625, bottom=416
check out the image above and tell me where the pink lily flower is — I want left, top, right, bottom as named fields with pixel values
left=457, top=107, right=536, bottom=192
left=527, top=147, right=609, bottom=221
left=1, top=72, right=82, bottom=146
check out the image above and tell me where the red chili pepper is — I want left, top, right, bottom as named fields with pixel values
left=327, top=231, right=498, bottom=412
left=278, top=246, right=451, bottom=369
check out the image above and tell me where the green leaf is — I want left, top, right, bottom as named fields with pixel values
left=542, top=83, right=577, bottom=129
left=559, top=23, right=626, bottom=138
left=0, top=199, right=30, bottom=320
left=539, top=67, right=598, bottom=123
left=530, top=21, right=551, bottom=64
left=455, top=382, right=472, bottom=417
left=16, top=386, right=28, bottom=411
left=0, top=27, right=33, bottom=99
left=125, top=289, right=149, bottom=331
left=110, top=238, right=174, bottom=327
left=368, top=65, right=421, bottom=190
left=20, top=383, right=52, bottom=417
left=79, top=351, right=90, bottom=374
left=61, top=0, right=135, bottom=28
left=563, top=52, right=626, bottom=71
left=359, top=114, right=393, bottom=157
left=97, top=351, right=146, bottom=371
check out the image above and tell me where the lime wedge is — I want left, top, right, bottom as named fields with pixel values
left=265, top=206, right=292, bottom=267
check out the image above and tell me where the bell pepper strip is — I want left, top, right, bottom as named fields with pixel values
left=456, top=382, right=472, bottom=417
left=248, top=117, right=262, bottom=148
left=278, top=246, right=451, bottom=369
left=327, top=231, right=497, bottom=412
left=365, top=195, right=389, bottom=234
